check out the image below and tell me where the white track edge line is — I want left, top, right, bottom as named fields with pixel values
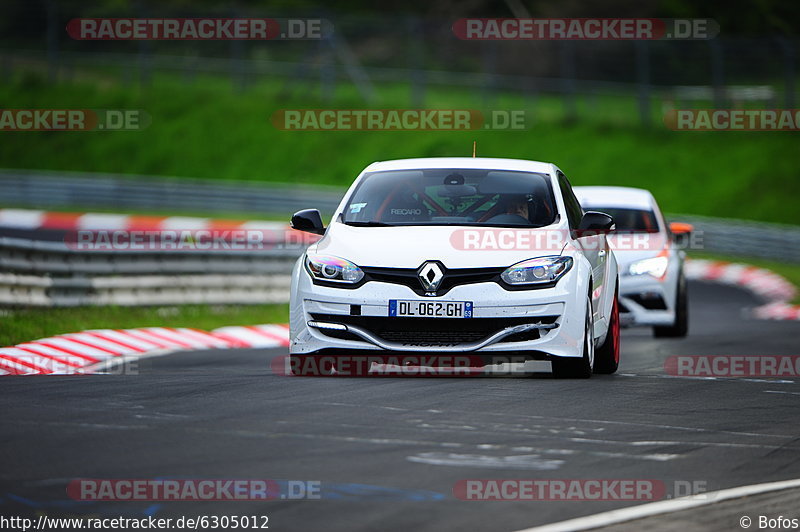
left=514, top=477, right=800, bottom=532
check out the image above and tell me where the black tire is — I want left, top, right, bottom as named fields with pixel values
left=654, top=272, right=689, bottom=338
left=552, top=294, right=593, bottom=379
left=594, top=283, right=620, bottom=374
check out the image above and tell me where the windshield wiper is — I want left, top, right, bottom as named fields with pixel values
left=342, top=220, right=394, bottom=227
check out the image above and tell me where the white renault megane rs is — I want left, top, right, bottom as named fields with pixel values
left=574, top=186, right=691, bottom=337
left=289, top=157, right=620, bottom=378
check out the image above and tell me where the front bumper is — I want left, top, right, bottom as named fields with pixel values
left=290, top=266, right=587, bottom=359
left=618, top=274, right=675, bottom=326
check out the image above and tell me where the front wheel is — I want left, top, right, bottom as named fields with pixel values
left=654, top=272, right=688, bottom=338
left=594, top=284, right=620, bottom=374
left=552, top=294, right=593, bottom=379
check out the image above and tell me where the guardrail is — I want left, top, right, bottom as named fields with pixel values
left=0, top=272, right=292, bottom=307
left=0, top=169, right=345, bottom=218
left=667, top=214, right=800, bottom=264
left=0, top=236, right=301, bottom=307
left=0, top=236, right=301, bottom=275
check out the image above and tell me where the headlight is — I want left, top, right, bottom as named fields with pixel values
left=628, top=256, right=669, bottom=278
left=305, top=253, right=364, bottom=284
left=501, top=256, right=573, bottom=286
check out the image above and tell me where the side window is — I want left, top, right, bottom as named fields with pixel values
left=557, top=172, right=584, bottom=230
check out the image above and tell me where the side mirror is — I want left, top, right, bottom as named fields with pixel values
left=291, top=209, right=325, bottom=235
left=574, top=211, right=615, bottom=237
left=669, top=222, right=694, bottom=235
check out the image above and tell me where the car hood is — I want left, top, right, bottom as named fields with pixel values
left=607, top=233, right=668, bottom=269
left=310, top=223, right=568, bottom=269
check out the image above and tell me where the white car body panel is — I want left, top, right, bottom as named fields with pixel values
left=290, top=158, right=618, bottom=364
left=574, top=186, right=684, bottom=327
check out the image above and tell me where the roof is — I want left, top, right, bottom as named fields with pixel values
left=573, top=186, right=657, bottom=210
left=364, top=157, right=554, bottom=174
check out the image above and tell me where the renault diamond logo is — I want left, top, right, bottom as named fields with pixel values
left=418, top=261, right=444, bottom=292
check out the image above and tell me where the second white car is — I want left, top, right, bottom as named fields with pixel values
left=574, top=186, right=691, bottom=337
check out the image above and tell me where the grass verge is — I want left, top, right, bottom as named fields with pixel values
left=0, top=70, right=798, bottom=224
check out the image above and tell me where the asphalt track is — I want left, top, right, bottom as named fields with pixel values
left=2, top=281, right=800, bottom=532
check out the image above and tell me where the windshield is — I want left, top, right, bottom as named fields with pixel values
left=588, top=207, right=661, bottom=233
left=342, top=168, right=557, bottom=227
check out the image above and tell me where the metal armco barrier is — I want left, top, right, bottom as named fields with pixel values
left=0, top=236, right=301, bottom=307
left=0, top=272, right=291, bottom=307
left=667, top=214, right=800, bottom=264
left=0, top=237, right=301, bottom=276
left=0, top=169, right=345, bottom=218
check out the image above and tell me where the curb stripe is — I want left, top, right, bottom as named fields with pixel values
left=182, top=328, right=236, bottom=348
left=17, top=343, right=89, bottom=367
left=121, top=329, right=183, bottom=348
left=172, top=328, right=230, bottom=348
left=0, top=209, right=44, bottom=229
left=246, top=325, right=292, bottom=346
left=34, top=340, right=101, bottom=363
left=136, top=328, right=195, bottom=349
left=0, top=359, right=26, bottom=375
left=81, top=331, right=147, bottom=352
left=0, top=209, right=292, bottom=234
left=156, top=327, right=213, bottom=348
left=0, top=347, right=71, bottom=373
left=1, top=323, right=291, bottom=376
left=14, top=346, right=83, bottom=368
left=101, top=329, right=165, bottom=350
left=126, top=215, right=168, bottom=231
left=40, top=212, right=82, bottom=230
left=0, top=353, right=51, bottom=374
left=212, top=326, right=285, bottom=348
left=686, top=258, right=800, bottom=321
left=59, top=335, right=126, bottom=356
left=209, top=331, right=251, bottom=348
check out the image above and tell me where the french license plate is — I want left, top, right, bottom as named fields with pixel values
left=388, top=300, right=473, bottom=318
